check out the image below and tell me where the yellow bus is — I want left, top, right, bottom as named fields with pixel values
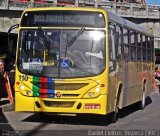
left=14, top=7, right=154, bottom=122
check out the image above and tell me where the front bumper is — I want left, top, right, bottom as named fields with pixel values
left=15, top=92, right=108, bottom=115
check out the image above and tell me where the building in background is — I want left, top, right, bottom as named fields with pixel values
left=106, top=0, right=146, bottom=4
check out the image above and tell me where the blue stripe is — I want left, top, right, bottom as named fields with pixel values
left=48, top=78, right=53, bottom=81
left=48, top=95, right=54, bottom=98
left=47, top=78, right=55, bottom=98
left=48, top=89, right=54, bottom=94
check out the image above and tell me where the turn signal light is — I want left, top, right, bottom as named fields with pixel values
left=16, top=82, right=20, bottom=85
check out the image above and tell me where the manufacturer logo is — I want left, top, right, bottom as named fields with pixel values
left=55, top=92, right=62, bottom=98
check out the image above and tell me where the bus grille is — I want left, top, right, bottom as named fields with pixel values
left=43, top=101, right=75, bottom=108
left=31, top=81, right=88, bottom=90
left=40, top=94, right=79, bottom=98
left=62, top=94, right=79, bottom=97
left=55, top=83, right=88, bottom=90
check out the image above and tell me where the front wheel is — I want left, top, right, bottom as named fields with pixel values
left=109, top=96, right=120, bottom=123
left=139, top=84, right=146, bottom=110
left=110, top=105, right=119, bottom=123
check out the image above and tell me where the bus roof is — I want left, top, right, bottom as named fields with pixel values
left=107, top=11, right=153, bottom=37
left=22, top=6, right=103, bottom=12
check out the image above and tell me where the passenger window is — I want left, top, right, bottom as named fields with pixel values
left=137, top=34, right=142, bottom=60
left=142, top=35, right=147, bottom=61
left=123, top=28, right=130, bottom=60
left=130, top=31, right=135, bottom=45
left=123, top=29, right=129, bottom=45
left=131, top=46, right=136, bottom=60
left=109, top=24, right=117, bottom=72
left=130, top=31, right=136, bottom=60
left=116, top=25, right=123, bottom=59
left=147, top=37, right=152, bottom=62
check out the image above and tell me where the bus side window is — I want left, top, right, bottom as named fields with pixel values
left=142, top=35, right=147, bottom=61
left=109, top=24, right=117, bottom=72
left=116, top=25, right=123, bottom=59
left=123, top=28, right=130, bottom=60
left=147, top=37, right=152, bottom=62
left=130, top=31, right=136, bottom=60
left=137, top=34, right=142, bottom=60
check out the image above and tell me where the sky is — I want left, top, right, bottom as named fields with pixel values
left=146, top=0, right=160, bottom=5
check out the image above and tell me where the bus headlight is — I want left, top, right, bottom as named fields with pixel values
left=20, top=85, right=25, bottom=90
left=95, top=87, right=100, bottom=92
left=18, top=84, right=33, bottom=96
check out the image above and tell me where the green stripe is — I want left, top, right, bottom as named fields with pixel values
left=33, top=76, right=40, bottom=81
left=33, top=76, right=40, bottom=97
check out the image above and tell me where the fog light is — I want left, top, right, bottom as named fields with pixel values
left=26, top=90, right=31, bottom=95
left=88, top=92, right=95, bottom=97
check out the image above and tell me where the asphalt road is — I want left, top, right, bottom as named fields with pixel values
left=0, top=91, right=160, bottom=136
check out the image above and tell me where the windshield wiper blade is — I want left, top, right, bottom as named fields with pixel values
left=66, top=27, right=85, bottom=47
left=65, top=27, right=85, bottom=57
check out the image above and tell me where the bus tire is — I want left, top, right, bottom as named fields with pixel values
left=110, top=90, right=121, bottom=123
left=139, top=83, right=146, bottom=110
left=110, top=104, right=119, bottom=123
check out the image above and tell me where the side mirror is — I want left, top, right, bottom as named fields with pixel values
left=8, top=24, right=19, bottom=57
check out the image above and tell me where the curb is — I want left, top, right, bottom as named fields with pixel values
left=2, top=103, right=15, bottom=112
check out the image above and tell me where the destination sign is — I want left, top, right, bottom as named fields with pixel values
left=21, top=11, right=105, bottom=28
left=34, top=14, right=94, bottom=25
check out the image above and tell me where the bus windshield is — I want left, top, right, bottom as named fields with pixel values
left=18, top=29, right=105, bottom=78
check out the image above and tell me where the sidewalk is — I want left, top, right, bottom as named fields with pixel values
left=0, top=98, right=14, bottom=112
left=0, top=101, right=15, bottom=131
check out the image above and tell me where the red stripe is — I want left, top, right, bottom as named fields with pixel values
left=40, top=89, right=47, bottom=93
left=40, top=94, right=48, bottom=98
left=40, top=77, right=48, bottom=82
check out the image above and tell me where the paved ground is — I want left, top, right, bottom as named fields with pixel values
left=0, top=91, right=160, bottom=136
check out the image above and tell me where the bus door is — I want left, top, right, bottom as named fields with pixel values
left=108, top=23, right=118, bottom=112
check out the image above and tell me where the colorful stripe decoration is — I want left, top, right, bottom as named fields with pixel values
left=32, top=76, right=55, bottom=98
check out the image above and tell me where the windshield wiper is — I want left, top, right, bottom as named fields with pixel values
left=65, top=27, right=85, bottom=57
left=38, top=26, right=50, bottom=53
